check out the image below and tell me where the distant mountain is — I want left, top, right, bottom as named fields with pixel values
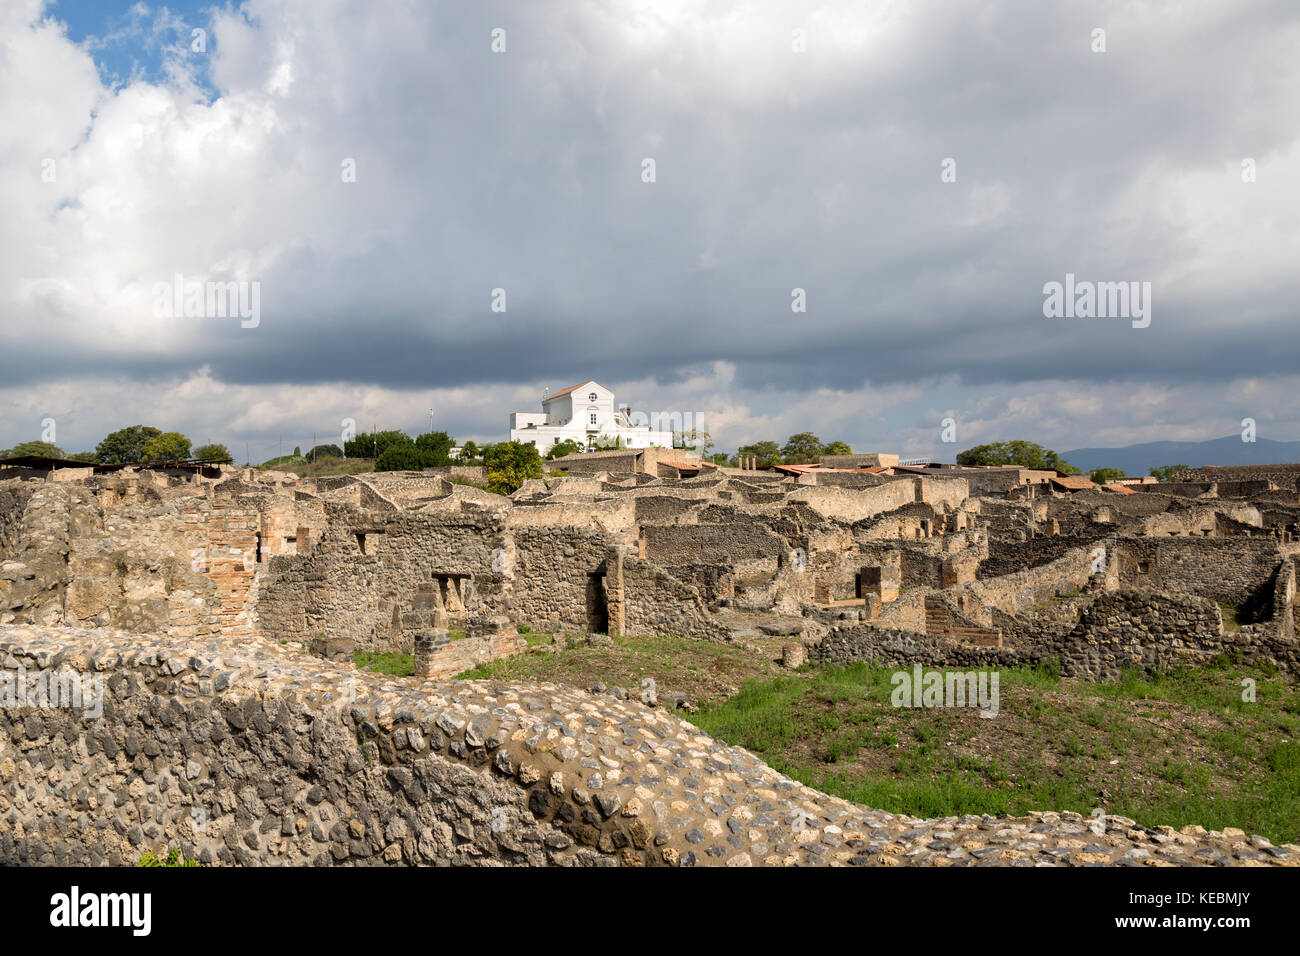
left=1062, top=436, right=1300, bottom=476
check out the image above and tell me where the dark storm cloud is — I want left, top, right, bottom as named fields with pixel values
left=2, top=0, right=1299, bottom=454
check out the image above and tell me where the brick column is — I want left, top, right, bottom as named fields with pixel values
left=413, top=628, right=450, bottom=678
left=604, top=547, right=626, bottom=638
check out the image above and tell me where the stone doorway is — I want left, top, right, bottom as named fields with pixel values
left=586, top=571, right=608, bottom=634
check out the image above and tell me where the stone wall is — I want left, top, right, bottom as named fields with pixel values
left=1171, top=464, right=1300, bottom=489
left=621, top=557, right=731, bottom=641
left=1057, top=590, right=1223, bottom=681
left=414, top=618, right=525, bottom=679
left=809, top=624, right=1015, bottom=670
left=787, top=481, right=915, bottom=523
left=4, top=625, right=1297, bottom=867
left=510, top=527, right=620, bottom=634
left=811, top=589, right=1300, bottom=680
left=0, top=623, right=895, bottom=868
left=0, top=479, right=323, bottom=641
left=1113, top=537, right=1285, bottom=608
left=257, top=508, right=505, bottom=649
left=641, top=523, right=787, bottom=565
left=967, top=546, right=1099, bottom=616
left=978, top=533, right=1110, bottom=579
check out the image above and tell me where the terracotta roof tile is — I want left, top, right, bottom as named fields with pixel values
left=1049, top=475, right=1098, bottom=490
left=543, top=381, right=599, bottom=402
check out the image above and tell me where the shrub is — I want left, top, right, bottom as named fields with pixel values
left=138, top=847, right=197, bottom=867
left=485, top=441, right=542, bottom=494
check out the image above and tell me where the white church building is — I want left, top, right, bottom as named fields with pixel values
left=508, top=380, right=674, bottom=456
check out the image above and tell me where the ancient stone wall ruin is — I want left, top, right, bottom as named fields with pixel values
left=5, top=623, right=1295, bottom=868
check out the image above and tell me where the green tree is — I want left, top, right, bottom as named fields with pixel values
left=193, top=443, right=233, bottom=463
left=956, top=440, right=1079, bottom=474
left=141, top=431, right=192, bottom=461
left=95, top=425, right=163, bottom=464
left=781, top=433, right=824, bottom=463
left=66, top=451, right=98, bottom=462
left=547, top=438, right=583, bottom=459
left=1149, top=464, right=1188, bottom=483
left=308, top=443, right=343, bottom=459
left=414, top=431, right=455, bottom=466
left=456, top=440, right=481, bottom=462
left=591, top=434, right=625, bottom=451
left=344, top=430, right=411, bottom=460
left=375, top=440, right=427, bottom=472
left=707, top=452, right=732, bottom=466
left=738, top=441, right=782, bottom=467
left=676, top=429, right=714, bottom=456
left=823, top=441, right=853, bottom=456
left=2, top=440, right=65, bottom=458
left=1089, top=467, right=1126, bottom=484
left=485, top=441, right=543, bottom=494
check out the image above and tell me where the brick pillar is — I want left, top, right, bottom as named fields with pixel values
left=604, top=547, right=626, bottom=638
left=413, top=628, right=450, bottom=678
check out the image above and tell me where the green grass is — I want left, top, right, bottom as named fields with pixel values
left=448, top=475, right=505, bottom=494
left=354, top=649, right=414, bottom=677
left=1219, top=603, right=1242, bottom=633
left=138, top=847, right=198, bottom=867
left=436, top=628, right=1300, bottom=844
left=451, top=632, right=769, bottom=695
left=256, top=456, right=375, bottom=477
left=688, top=658, right=1300, bottom=844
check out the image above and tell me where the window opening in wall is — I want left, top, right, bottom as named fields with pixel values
left=356, top=532, right=367, bottom=554
left=255, top=532, right=262, bottom=563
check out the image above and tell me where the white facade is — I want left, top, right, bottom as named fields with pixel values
left=508, top=380, right=674, bottom=456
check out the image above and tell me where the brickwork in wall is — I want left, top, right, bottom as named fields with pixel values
left=414, top=617, right=525, bottom=678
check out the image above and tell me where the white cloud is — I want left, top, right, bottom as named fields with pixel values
left=2, top=0, right=1299, bottom=457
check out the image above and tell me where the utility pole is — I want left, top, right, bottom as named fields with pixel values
left=245, top=442, right=250, bottom=468
left=428, top=397, right=435, bottom=435
left=313, top=432, right=317, bottom=463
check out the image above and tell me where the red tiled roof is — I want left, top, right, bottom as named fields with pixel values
left=774, top=464, right=887, bottom=474
left=1049, top=475, right=1098, bottom=490
left=543, top=381, right=599, bottom=403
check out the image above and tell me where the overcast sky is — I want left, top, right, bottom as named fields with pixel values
left=2, top=0, right=1298, bottom=462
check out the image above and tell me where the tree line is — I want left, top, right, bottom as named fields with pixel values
left=2, top=427, right=1188, bottom=487
left=716, top=433, right=853, bottom=468
left=1, top=426, right=229, bottom=464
